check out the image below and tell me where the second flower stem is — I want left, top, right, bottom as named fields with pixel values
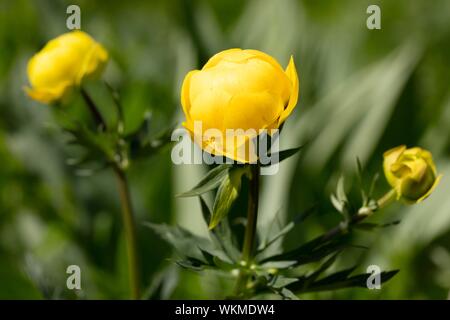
left=377, top=189, right=397, bottom=209
left=113, top=165, right=140, bottom=300
left=235, top=164, right=260, bottom=296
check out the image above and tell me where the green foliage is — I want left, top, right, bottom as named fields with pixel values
left=1, top=0, right=449, bottom=300
left=152, top=154, right=400, bottom=299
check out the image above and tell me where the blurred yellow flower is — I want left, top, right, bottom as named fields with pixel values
left=26, top=30, right=108, bottom=104
left=181, top=48, right=299, bottom=162
left=383, top=145, right=441, bottom=203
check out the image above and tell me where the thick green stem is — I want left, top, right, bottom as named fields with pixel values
left=235, top=164, right=260, bottom=296
left=113, top=166, right=140, bottom=300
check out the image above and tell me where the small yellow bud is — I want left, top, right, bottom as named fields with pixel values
left=383, top=145, right=441, bottom=203
left=26, top=31, right=108, bottom=104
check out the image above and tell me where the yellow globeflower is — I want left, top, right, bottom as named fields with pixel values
left=383, top=145, right=441, bottom=203
left=181, top=49, right=299, bottom=162
left=26, top=30, right=108, bottom=104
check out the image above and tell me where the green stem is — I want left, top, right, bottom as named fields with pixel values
left=321, top=189, right=398, bottom=242
left=80, top=87, right=106, bottom=131
left=113, top=165, right=140, bottom=300
left=235, top=164, right=260, bottom=296
left=80, top=88, right=139, bottom=298
left=377, top=189, right=397, bottom=209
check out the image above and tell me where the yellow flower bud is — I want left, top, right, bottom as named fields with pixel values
left=383, top=145, right=441, bottom=203
left=181, top=48, right=299, bottom=162
left=26, top=31, right=108, bottom=104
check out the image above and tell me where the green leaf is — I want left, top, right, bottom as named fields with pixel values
left=278, top=288, right=299, bottom=300
left=177, top=164, right=231, bottom=197
left=260, top=234, right=348, bottom=267
left=176, top=258, right=209, bottom=271
left=305, top=252, right=340, bottom=285
left=130, top=123, right=175, bottom=159
left=293, top=270, right=399, bottom=293
left=199, top=197, right=240, bottom=262
left=336, top=176, right=347, bottom=203
left=261, top=146, right=303, bottom=167
left=354, top=220, right=401, bottom=231
left=144, top=222, right=211, bottom=261
left=257, top=206, right=317, bottom=260
left=260, top=260, right=297, bottom=269
left=330, top=194, right=344, bottom=213
left=268, top=275, right=299, bottom=289
left=209, top=167, right=246, bottom=229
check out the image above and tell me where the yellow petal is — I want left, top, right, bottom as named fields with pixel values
left=76, top=42, right=109, bottom=84
left=278, top=55, right=299, bottom=125
left=24, top=81, right=72, bottom=104
left=224, top=91, right=283, bottom=131
left=202, top=48, right=243, bottom=69
left=383, top=145, right=406, bottom=187
left=189, top=88, right=230, bottom=131
left=420, top=149, right=437, bottom=175
left=181, top=70, right=198, bottom=123
left=26, top=31, right=108, bottom=104
left=245, top=49, right=286, bottom=73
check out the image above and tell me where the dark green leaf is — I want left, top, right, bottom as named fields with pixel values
left=293, top=270, right=399, bottom=293
left=144, top=222, right=211, bottom=262
left=261, top=146, right=303, bottom=167
left=177, top=164, right=231, bottom=197
left=199, top=197, right=240, bottom=262
left=305, top=252, right=340, bottom=285
left=260, top=236, right=347, bottom=267
left=257, top=206, right=316, bottom=255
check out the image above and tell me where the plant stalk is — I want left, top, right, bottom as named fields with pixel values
left=80, top=87, right=106, bottom=131
left=321, top=189, right=397, bottom=242
left=235, top=164, right=260, bottom=296
left=113, top=165, right=141, bottom=300
left=377, top=189, right=397, bottom=209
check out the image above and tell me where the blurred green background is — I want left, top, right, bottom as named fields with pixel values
left=0, top=0, right=449, bottom=299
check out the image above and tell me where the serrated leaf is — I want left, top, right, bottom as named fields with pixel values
left=177, top=164, right=231, bottom=197
left=199, top=197, right=240, bottom=262
left=144, top=222, right=211, bottom=261
left=209, top=168, right=245, bottom=229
